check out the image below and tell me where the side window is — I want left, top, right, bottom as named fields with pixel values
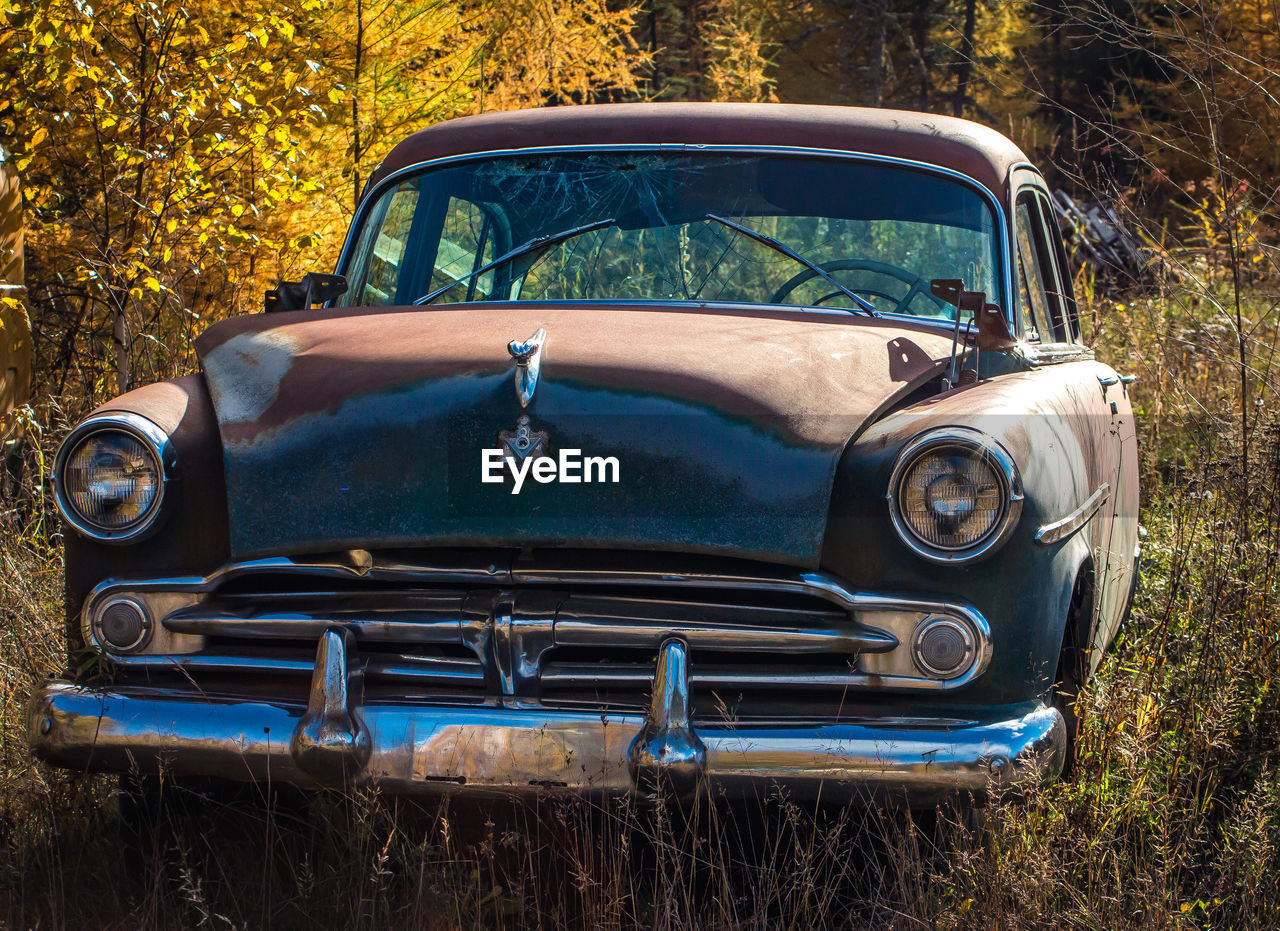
left=351, top=181, right=420, bottom=306
left=1015, top=197, right=1055, bottom=342
left=1036, top=192, right=1080, bottom=342
left=426, top=197, right=499, bottom=303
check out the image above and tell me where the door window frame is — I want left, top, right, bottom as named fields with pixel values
left=1010, top=169, right=1081, bottom=347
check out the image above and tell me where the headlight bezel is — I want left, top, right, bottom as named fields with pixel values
left=886, top=426, right=1023, bottom=565
left=53, top=411, right=176, bottom=543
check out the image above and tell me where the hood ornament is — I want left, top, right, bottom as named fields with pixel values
left=508, top=328, right=547, bottom=409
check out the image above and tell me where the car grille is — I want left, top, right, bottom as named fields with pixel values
left=88, top=552, right=990, bottom=715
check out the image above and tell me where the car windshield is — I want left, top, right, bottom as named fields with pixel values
left=341, top=152, right=1001, bottom=321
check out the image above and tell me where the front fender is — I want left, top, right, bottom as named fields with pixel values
left=61, top=374, right=230, bottom=656
left=822, top=361, right=1121, bottom=705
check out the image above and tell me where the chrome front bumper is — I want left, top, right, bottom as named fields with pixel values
left=29, top=636, right=1065, bottom=804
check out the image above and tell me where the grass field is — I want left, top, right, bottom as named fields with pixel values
left=1, top=286, right=1278, bottom=928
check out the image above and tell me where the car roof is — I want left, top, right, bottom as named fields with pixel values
left=367, top=103, right=1032, bottom=203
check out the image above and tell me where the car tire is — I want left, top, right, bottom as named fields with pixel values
left=1053, top=653, right=1085, bottom=781
left=120, top=773, right=310, bottom=831
left=1052, top=574, right=1094, bottom=781
left=117, top=773, right=205, bottom=841
left=910, top=800, right=988, bottom=862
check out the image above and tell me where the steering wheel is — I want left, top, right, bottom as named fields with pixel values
left=770, top=259, right=949, bottom=316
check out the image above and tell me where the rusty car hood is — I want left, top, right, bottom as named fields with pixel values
left=194, top=304, right=955, bottom=566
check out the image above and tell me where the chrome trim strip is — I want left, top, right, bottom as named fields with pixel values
left=885, top=426, right=1025, bottom=566
left=1035, top=483, right=1111, bottom=546
left=541, top=663, right=979, bottom=692
left=107, top=653, right=318, bottom=674
left=52, top=411, right=177, bottom=544
left=157, top=588, right=894, bottom=653
left=539, top=664, right=652, bottom=685
left=551, top=615, right=895, bottom=655
left=333, top=143, right=1015, bottom=331
left=164, top=610, right=465, bottom=644
left=1019, top=342, right=1095, bottom=367
left=103, top=652, right=486, bottom=684
left=84, top=554, right=964, bottom=619
left=697, top=714, right=981, bottom=729
left=29, top=682, right=1065, bottom=801
left=367, top=655, right=486, bottom=684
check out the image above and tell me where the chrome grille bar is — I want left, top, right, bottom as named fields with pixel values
left=158, top=590, right=896, bottom=656
left=552, top=593, right=893, bottom=654
left=106, top=650, right=487, bottom=685
left=553, top=616, right=890, bottom=653
left=166, top=611, right=466, bottom=644
left=541, top=662, right=959, bottom=690
left=164, top=592, right=469, bottom=643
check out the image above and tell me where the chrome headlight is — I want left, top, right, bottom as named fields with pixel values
left=53, top=412, right=174, bottom=542
left=887, top=427, right=1023, bottom=564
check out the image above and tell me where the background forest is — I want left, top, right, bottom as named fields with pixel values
left=2, top=0, right=1279, bottom=927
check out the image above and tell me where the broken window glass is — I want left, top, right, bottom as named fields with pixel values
left=343, top=152, right=1001, bottom=321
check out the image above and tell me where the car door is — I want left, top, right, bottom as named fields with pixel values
left=1033, top=183, right=1137, bottom=657
left=1011, top=172, right=1135, bottom=663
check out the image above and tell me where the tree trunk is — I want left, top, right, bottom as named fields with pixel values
left=867, top=0, right=887, bottom=107
left=113, top=305, right=128, bottom=394
left=352, top=0, right=364, bottom=211
left=953, top=0, right=977, bottom=118
left=909, top=2, right=933, bottom=111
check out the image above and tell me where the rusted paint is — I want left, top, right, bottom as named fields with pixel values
left=196, top=304, right=954, bottom=444
left=201, top=329, right=305, bottom=425
left=195, top=305, right=956, bottom=565
left=92, top=377, right=194, bottom=434
left=368, top=103, right=1030, bottom=203
left=823, top=359, right=1137, bottom=704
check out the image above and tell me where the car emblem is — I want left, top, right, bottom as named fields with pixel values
left=498, top=414, right=549, bottom=464
left=507, top=327, right=547, bottom=409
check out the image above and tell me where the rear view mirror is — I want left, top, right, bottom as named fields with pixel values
left=264, top=273, right=347, bottom=313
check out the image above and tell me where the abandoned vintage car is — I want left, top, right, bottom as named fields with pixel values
left=30, top=104, right=1139, bottom=804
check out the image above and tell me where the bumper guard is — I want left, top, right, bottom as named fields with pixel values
left=30, top=631, right=1065, bottom=804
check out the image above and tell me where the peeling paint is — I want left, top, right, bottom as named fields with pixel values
left=202, top=329, right=303, bottom=425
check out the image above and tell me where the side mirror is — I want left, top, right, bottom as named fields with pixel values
left=264, top=273, right=347, bottom=313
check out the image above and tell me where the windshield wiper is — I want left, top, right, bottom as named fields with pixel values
left=704, top=213, right=877, bottom=316
left=414, top=217, right=617, bottom=306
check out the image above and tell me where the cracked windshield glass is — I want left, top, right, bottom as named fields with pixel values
left=343, top=152, right=999, bottom=319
